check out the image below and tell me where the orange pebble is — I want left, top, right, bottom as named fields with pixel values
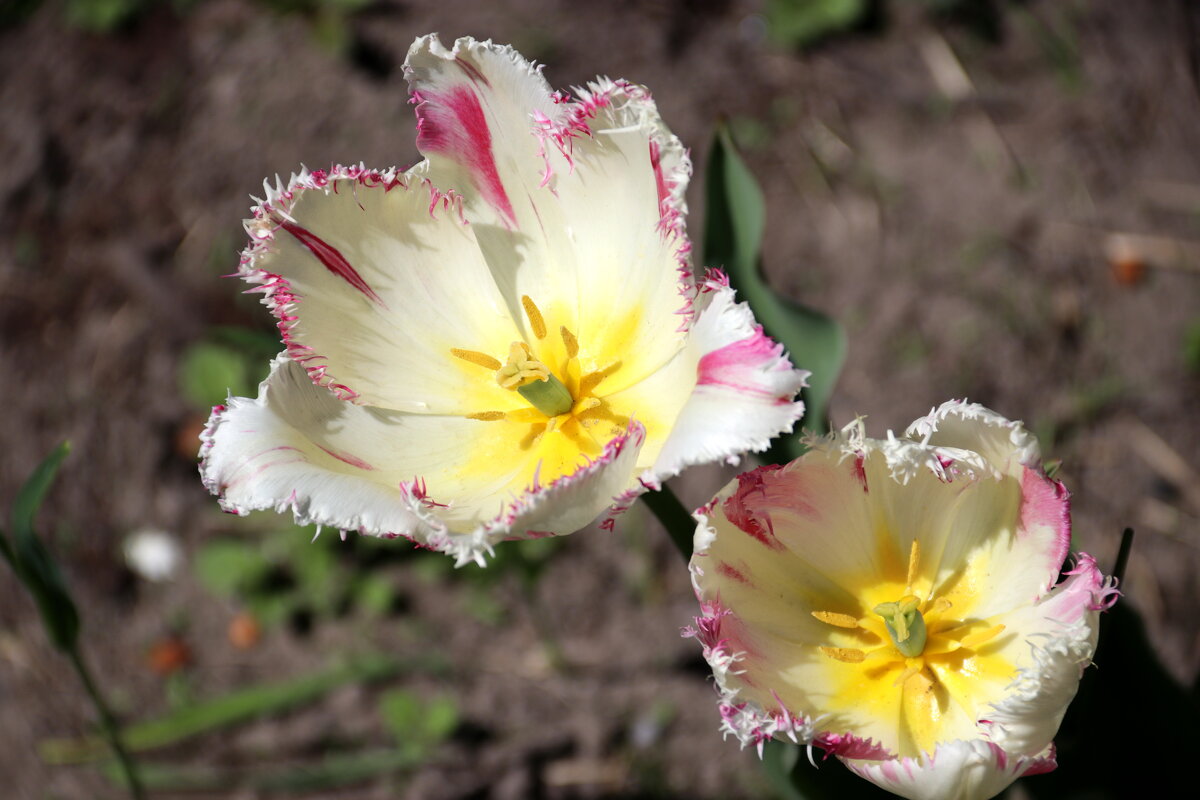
left=146, top=636, right=191, bottom=676
left=228, top=612, right=261, bottom=650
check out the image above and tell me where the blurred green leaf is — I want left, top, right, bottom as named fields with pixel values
left=766, top=0, right=868, bottom=50
left=42, top=653, right=442, bottom=763
left=4, top=442, right=80, bottom=651
left=193, top=539, right=272, bottom=598
left=63, top=0, right=149, bottom=31
left=1183, top=316, right=1200, bottom=374
left=379, top=690, right=458, bottom=757
left=103, top=748, right=422, bottom=792
left=353, top=574, right=394, bottom=617
left=703, top=125, right=847, bottom=454
left=179, top=342, right=255, bottom=410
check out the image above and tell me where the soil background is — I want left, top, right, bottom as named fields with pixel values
left=1, top=1, right=1198, bottom=799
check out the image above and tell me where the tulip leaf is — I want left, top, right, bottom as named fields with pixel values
left=3, top=442, right=80, bottom=652
left=41, top=653, right=443, bottom=763
left=703, top=124, right=847, bottom=457
left=765, top=0, right=870, bottom=50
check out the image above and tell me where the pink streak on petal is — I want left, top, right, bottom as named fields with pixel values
left=697, top=327, right=789, bottom=400
left=649, top=139, right=669, bottom=217
left=278, top=220, right=383, bottom=305
left=852, top=455, right=869, bottom=493
left=722, top=467, right=786, bottom=551
left=1019, top=466, right=1071, bottom=569
left=716, top=561, right=750, bottom=585
left=454, top=56, right=492, bottom=87
left=316, top=444, right=375, bottom=471
left=416, top=86, right=517, bottom=228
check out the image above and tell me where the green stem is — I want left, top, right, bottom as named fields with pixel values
left=67, top=646, right=144, bottom=800
left=640, top=484, right=695, bottom=562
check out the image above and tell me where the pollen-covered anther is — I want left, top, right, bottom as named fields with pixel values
left=451, top=348, right=503, bottom=370
left=812, top=610, right=861, bottom=629
left=521, top=295, right=547, bottom=339
left=820, top=646, right=867, bottom=664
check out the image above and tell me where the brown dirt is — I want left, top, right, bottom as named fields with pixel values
left=2, top=1, right=1198, bottom=798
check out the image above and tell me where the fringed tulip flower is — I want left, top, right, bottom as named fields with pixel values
left=200, top=35, right=807, bottom=565
left=686, top=401, right=1116, bottom=800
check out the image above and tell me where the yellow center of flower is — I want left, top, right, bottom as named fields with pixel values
left=811, top=539, right=1015, bottom=758
left=448, top=295, right=631, bottom=482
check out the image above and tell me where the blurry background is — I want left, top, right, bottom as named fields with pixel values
left=1, top=0, right=1198, bottom=797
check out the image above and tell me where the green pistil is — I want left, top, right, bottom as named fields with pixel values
left=517, top=373, right=574, bottom=417
left=873, top=596, right=927, bottom=658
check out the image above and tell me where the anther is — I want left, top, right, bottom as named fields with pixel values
left=467, top=411, right=506, bottom=421
left=560, top=325, right=579, bottom=358
left=451, top=348, right=502, bottom=371
left=819, top=646, right=867, bottom=664
left=521, top=295, right=547, bottom=339
left=906, top=539, right=921, bottom=590
left=812, top=611, right=860, bottom=629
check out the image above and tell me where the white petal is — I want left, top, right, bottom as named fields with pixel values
left=606, top=281, right=807, bottom=481
left=200, top=355, right=643, bottom=564
left=843, top=740, right=1055, bottom=800
left=241, top=166, right=524, bottom=413
left=405, top=39, right=696, bottom=389
left=982, top=553, right=1113, bottom=756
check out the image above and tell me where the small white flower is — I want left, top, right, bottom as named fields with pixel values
left=686, top=401, right=1117, bottom=800
left=123, top=529, right=183, bottom=582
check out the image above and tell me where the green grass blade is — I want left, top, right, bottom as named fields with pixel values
left=40, top=653, right=445, bottom=763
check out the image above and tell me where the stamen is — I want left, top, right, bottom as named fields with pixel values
left=467, top=411, right=506, bottom=421
left=521, top=295, right=547, bottom=339
left=560, top=325, right=579, bottom=358
left=959, top=623, right=1006, bottom=650
left=906, top=539, right=921, bottom=590
left=451, top=348, right=502, bottom=371
left=812, top=611, right=860, bottom=629
left=820, top=646, right=867, bottom=664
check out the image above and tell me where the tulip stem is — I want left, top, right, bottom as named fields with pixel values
left=67, top=644, right=144, bottom=800
left=640, top=485, right=695, bottom=562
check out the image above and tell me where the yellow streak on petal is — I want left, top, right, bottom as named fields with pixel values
left=820, top=646, right=867, bottom=664
left=560, top=326, right=579, bottom=359
left=812, top=611, right=861, bottom=629
left=521, top=295, right=547, bottom=339
left=451, top=348, right=502, bottom=371
left=906, top=538, right=921, bottom=590
left=959, top=624, right=1006, bottom=650
left=579, top=361, right=622, bottom=396
left=466, top=411, right=506, bottom=421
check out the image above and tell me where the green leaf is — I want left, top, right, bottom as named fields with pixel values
left=6, top=443, right=79, bottom=651
left=379, top=690, right=458, bottom=757
left=179, top=342, right=254, bottom=410
left=703, top=125, right=847, bottom=454
left=42, top=653, right=444, bottom=763
left=193, top=539, right=272, bottom=598
left=765, top=0, right=869, bottom=50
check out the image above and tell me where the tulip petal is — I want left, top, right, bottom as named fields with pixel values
left=241, top=166, right=525, bottom=413
left=843, top=739, right=1056, bottom=800
left=200, top=356, right=642, bottom=564
left=605, top=280, right=808, bottom=483
left=981, top=553, right=1115, bottom=756
left=406, top=37, right=697, bottom=391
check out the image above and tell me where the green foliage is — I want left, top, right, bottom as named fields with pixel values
left=1, top=442, right=79, bottom=652
left=703, top=125, right=847, bottom=453
left=379, top=689, right=459, bottom=759
left=194, top=526, right=398, bottom=629
left=42, top=653, right=427, bottom=763
left=179, top=328, right=276, bottom=410
left=765, top=0, right=869, bottom=50
left=1183, top=316, right=1200, bottom=374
